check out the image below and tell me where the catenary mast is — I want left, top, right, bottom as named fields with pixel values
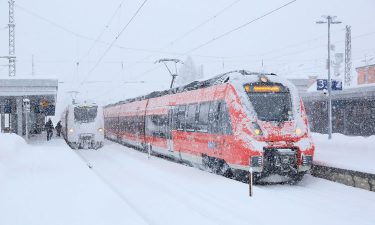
left=8, top=0, right=16, bottom=77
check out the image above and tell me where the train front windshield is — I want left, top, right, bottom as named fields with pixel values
left=74, top=106, right=98, bottom=123
left=245, top=84, right=293, bottom=122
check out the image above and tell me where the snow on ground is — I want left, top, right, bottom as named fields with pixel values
left=0, top=133, right=148, bottom=225
left=79, top=140, right=375, bottom=225
left=312, top=133, right=375, bottom=174
left=1, top=133, right=375, bottom=225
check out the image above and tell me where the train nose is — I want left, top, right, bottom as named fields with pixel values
left=258, top=120, right=297, bottom=139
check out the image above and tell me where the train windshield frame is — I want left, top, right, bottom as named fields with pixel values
left=74, top=106, right=98, bottom=123
left=245, top=84, right=293, bottom=122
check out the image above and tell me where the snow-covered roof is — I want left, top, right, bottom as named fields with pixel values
left=302, top=83, right=375, bottom=101
left=0, top=78, right=58, bottom=96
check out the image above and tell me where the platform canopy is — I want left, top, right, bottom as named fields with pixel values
left=0, top=78, right=58, bottom=136
left=0, top=79, right=58, bottom=96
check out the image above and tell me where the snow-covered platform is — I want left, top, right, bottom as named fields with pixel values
left=312, top=133, right=375, bottom=174
left=1, top=133, right=375, bottom=225
left=0, top=134, right=148, bottom=225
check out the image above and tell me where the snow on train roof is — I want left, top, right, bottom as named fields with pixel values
left=105, top=70, right=298, bottom=108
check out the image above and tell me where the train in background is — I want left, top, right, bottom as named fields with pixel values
left=104, top=70, right=315, bottom=183
left=61, top=102, right=104, bottom=149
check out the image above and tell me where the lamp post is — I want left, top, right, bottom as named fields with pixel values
left=316, top=15, right=341, bottom=140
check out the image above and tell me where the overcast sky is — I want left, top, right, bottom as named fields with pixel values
left=1, top=0, right=375, bottom=110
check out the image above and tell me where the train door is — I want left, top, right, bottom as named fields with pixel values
left=166, top=107, right=174, bottom=152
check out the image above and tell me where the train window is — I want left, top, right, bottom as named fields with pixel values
left=197, top=102, right=210, bottom=132
left=208, top=100, right=232, bottom=134
left=145, top=115, right=154, bottom=137
left=159, top=115, right=168, bottom=138
left=139, top=116, right=145, bottom=135
left=74, top=106, right=98, bottom=123
left=247, top=91, right=292, bottom=122
left=219, top=101, right=232, bottom=135
left=186, top=104, right=197, bottom=131
left=172, top=107, right=179, bottom=130
left=177, top=105, right=186, bottom=130
left=208, top=101, right=220, bottom=133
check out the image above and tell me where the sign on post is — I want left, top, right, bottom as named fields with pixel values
left=317, top=79, right=342, bottom=91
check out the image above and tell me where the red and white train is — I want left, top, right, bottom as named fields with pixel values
left=104, top=70, right=314, bottom=182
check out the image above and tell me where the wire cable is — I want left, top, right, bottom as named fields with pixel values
left=184, top=0, right=297, bottom=54
left=119, top=0, right=242, bottom=73
left=81, top=0, right=149, bottom=85
left=79, top=0, right=127, bottom=61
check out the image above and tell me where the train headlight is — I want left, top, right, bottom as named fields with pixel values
left=252, top=122, right=263, bottom=136
left=98, top=128, right=103, bottom=132
left=69, top=128, right=74, bottom=133
left=295, top=127, right=302, bottom=135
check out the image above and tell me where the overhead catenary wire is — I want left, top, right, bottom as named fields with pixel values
left=14, top=4, right=199, bottom=57
left=92, top=0, right=299, bottom=100
left=120, top=0, right=242, bottom=73
left=79, top=0, right=127, bottom=62
left=80, top=0, right=149, bottom=85
left=86, top=0, right=243, bottom=98
left=168, top=0, right=241, bottom=47
left=183, top=0, right=297, bottom=54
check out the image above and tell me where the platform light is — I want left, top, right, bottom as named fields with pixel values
left=98, top=128, right=104, bottom=132
left=69, top=128, right=74, bottom=133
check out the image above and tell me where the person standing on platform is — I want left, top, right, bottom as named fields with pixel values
left=45, top=118, right=54, bottom=141
left=55, top=121, right=62, bottom=137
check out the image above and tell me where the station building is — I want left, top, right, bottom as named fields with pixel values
left=0, top=79, right=58, bottom=137
left=356, top=64, right=375, bottom=85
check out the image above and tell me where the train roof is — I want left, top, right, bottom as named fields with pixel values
left=105, top=70, right=277, bottom=108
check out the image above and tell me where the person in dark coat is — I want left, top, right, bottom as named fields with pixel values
left=45, top=118, right=54, bottom=141
left=55, top=121, right=62, bottom=137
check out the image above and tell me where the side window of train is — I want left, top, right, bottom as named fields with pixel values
left=197, top=102, right=210, bottom=132
left=145, top=115, right=151, bottom=136
left=219, top=101, right=232, bottom=135
left=185, top=104, right=198, bottom=131
left=177, top=105, right=186, bottom=130
left=208, top=101, right=220, bottom=134
left=172, top=107, right=179, bottom=130
left=119, top=117, right=124, bottom=132
left=208, top=100, right=232, bottom=134
left=159, top=115, right=168, bottom=138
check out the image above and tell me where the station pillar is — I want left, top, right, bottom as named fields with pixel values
left=16, top=97, right=23, bottom=136
left=1, top=113, right=4, bottom=132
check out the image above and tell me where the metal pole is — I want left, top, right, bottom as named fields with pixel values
left=327, top=17, right=332, bottom=140
left=249, top=168, right=253, bottom=197
left=25, top=110, right=28, bottom=140
left=147, top=143, right=151, bottom=159
left=8, top=0, right=16, bottom=77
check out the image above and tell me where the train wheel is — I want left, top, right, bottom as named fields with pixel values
left=202, top=154, right=232, bottom=178
left=289, top=172, right=306, bottom=184
left=69, top=142, right=79, bottom=150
